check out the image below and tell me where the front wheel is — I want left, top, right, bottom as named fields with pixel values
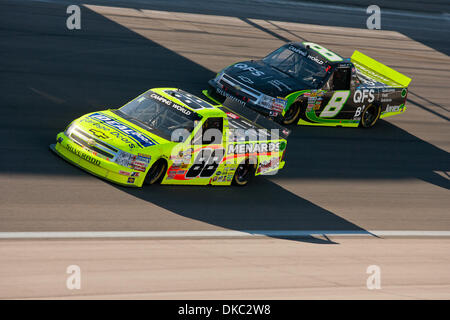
left=232, top=162, right=255, bottom=186
left=144, top=159, right=167, bottom=185
left=360, top=104, right=381, bottom=128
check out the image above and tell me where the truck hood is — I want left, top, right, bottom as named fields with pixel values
left=74, top=110, right=168, bottom=153
left=223, top=60, right=311, bottom=97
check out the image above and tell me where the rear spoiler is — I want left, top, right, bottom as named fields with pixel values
left=222, top=97, right=291, bottom=139
left=351, top=50, right=412, bottom=88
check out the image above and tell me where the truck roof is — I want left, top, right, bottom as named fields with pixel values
left=288, top=41, right=345, bottom=65
left=152, top=87, right=224, bottom=118
left=152, top=88, right=290, bottom=139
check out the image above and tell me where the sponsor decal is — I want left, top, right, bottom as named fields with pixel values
left=119, top=170, right=131, bottom=176
left=216, top=88, right=246, bottom=106
left=131, top=156, right=150, bottom=172
left=257, top=157, right=280, bottom=174
left=307, top=55, right=324, bottom=65
left=149, top=93, right=192, bottom=116
left=273, top=98, right=287, bottom=112
left=227, top=142, right=280, bottom=154
left=138, top=153, right=151, bottom=158
left=233, top=63, right=264, bottom=77
left=89, top=113, right=156, bottom=147
left=167, top=171, right=176, bottom=179
left=66, top=144, right=101, bottom=166
left=288, top=45, right=307, bottom=56
left=127, top=177, right=135, bottom=184
left=131, top=172, right=140, bottom=177
left=226, top=112, right=240, bottom=119
left=353, top=89, right=375, bottom=103
left=401, top=88, right=407, bottom=97
left=385, top=105, right=402, bottom=113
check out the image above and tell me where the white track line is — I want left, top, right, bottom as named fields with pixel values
left=1, top=230, right=450, bottom=239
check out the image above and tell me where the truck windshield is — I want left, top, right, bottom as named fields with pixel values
left=117, top=91, right=201, bottom=141
left=263, top=46, right=328, bottom=88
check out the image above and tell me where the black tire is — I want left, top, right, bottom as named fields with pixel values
left=144, top=159, right=167, bottom=185
left=360, top=104, right=381, bottom=128
left=281, top=102, right=302, bottom=125
left=232, top=161, right=255, bottom=186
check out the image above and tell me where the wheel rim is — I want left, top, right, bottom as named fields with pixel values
left=283, top=104, right=300, bottom=124
left=148, top=161, right=165, bottom=184
left=235, top=164, right=250, bottom=184
left=362, top=105, right=378, bottom=127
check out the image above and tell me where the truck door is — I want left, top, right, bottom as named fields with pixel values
left=318, top=66, right=353, bottom=119
left=186, top=117, right=226, bottom=179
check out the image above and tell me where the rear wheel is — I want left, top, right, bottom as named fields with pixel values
left=360, top=104, right=381, bottom=128
left=281, top=102, right=301, bottom=125
left=232, top=161, right=255, bottom=186
left=144, top=159, right=167, bottom=185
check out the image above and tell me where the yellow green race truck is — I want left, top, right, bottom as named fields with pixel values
left=51, top=88, right=289, bottom=187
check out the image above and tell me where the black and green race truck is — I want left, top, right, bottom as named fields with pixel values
left=204, top=41, right=411, bottom=128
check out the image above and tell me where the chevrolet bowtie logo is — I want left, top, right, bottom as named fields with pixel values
left=87, top=139, right=96, bottom=147
left=233, top=84, right=242, bottom=91
left=89, top=129, right=108, bottom=139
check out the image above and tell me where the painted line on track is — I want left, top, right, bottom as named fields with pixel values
left=1, top=230, right=450, bottom=239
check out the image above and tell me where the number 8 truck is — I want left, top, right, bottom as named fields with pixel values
left=204, top=41, right=412, bottom=128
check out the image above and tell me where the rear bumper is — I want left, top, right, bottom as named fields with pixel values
left=51, top=132, right=145, bottom=187
left=380, top=106, right=407, bottom=119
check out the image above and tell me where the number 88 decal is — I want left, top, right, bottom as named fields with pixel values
left=185, top=148, right=225, bottom=178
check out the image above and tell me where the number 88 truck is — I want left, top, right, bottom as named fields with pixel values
left=51, top=88, right=289, bottom=187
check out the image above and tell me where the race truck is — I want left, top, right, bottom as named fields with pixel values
left=50, top=88, right=289, bottom=187
left=204, top=42, right=412, bottom=128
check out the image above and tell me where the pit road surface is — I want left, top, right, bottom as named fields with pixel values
left=0, top=0, right=449, bottom=299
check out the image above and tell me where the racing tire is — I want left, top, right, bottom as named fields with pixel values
left=360, top=104, right=381, bottom=128
left=232, top=161, right=255, bottom=186
left=144, top=159, right=167, bottom=185
left=281, top=102, right=302, bottom=125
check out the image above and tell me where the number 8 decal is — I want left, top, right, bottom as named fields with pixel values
left=303, top=42, right=343, bottom=62
left=319, top=91, right=350, bottom=118
left=185, top=148, right=225, bottom=178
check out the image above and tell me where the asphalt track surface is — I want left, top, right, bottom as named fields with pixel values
left=0, top=0, right=449, bottom=299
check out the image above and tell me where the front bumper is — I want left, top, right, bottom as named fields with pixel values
left=50, top=132, right=146, bottom=187
left=207, top=79, right=275, bottom=117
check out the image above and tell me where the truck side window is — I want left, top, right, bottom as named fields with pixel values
left=201, top=117, right=223, bottom=145
left=332, top=67, right=351, bottom=90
